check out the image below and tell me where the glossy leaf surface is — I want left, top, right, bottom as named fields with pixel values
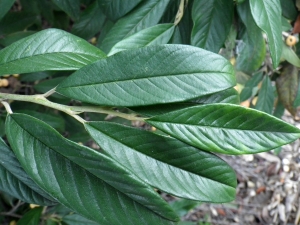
left=0, top=0, right=15, bottom=21
left=0, top=29, right=106, bottom=75
left=99, top=0, right=170, bottom=53
left=109, top=24, right=175, bottom=55
left=249, top=0, right=282, bottom=68
left=6, top=114, right=177, bottom=225
left=147, top=104, right=300, bottom=155
left=0, top=138, right=56, bottom=205
left=85, top=122, right=237, bottom=202
left=56, top=45, right=235, bottom=107
left=98, top=0, right=143, bottom=21
left=255, top=76, right=275, bottom=114
left=191, top=0, right=234, bottom=53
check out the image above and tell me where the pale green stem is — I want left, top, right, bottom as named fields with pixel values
left=174, top=0, right=186, bottom=25
left=1, top=101, right=12, bottom=114
left=0, top=92, right=146, bottom=122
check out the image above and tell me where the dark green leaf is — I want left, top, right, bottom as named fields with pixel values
left=240, top=72, right=263, bottom=102
left=191, top=0, right=234, bottom=53
left=85, top=121, right=237, bottom=202
left=293, top=75, right=300, bottom=107
left=276, top=63, right=298, bottom=116
left=274, top=99, right=285, bottom=118
left=0, top=137, right=57, bottom=205
left=19, top=71, right=52, bottom=82
left=98, top=0, right=143, bottom=21
left=0, top=29, right=106, bottom=75
left=0, top=12, right=40, bottom=36
left=51, top=0, right=80, bottom=20
left=178, top=0, right=193, bottom=45
left=96, top=19, right=114, bottom=47
left=170, top=199, right=199, bottom=217
left=38, top=0, right=54, bottom=25
left=0, top=31, right=36, bottom=47
left=193, top=88, right=240, bottom=105
left=147, top=103, right=300, bottom=155
left=6, top=114, right=177, bottom=225
left=109, top=24, right=175, bottom=55
left=99, top=0, right=170, bottom=53
left=56, top=45, right=235, bottom=107
left=71, top=1, right=106, bottom=40
left=17, top=207, right=43, bottom=225
left=249, top=0, right=282, bottom=68
left=236, top=0, right=266, bottom=74
left=280, top=0, right=297, bottom=20
left=0, top=0, right=15, bottom=21
left=255, top=76, right=275, bottom=114
left=63, top=214, right=98, bottom=225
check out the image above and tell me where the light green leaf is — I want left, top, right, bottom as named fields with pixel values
left=85, top=122, right=237, bottom=202
left=109, top=24, right=175, bottom=55
left=147, top=103, right=300, bottom=155
left=191, top=0, right=234, bottom=53
left=56, top=45, right=235, bottom=107
left=98, top=0, right=143, bottom=21
left=281, top=43, right=300, bottom=67
left=236, top=0, right=266, bottom=74
left=0, top=137, right=57, bottom=205
left=17, top=207, right=43, bottom=225
left=51, top=0, right=80, bottom=20
left=99, top=0, right=170, bottom=53
left=255, top=76, right=275, bottom=114
left=249, top=0, right=282, bottom=68
left=6, top=113, right=177, bottom=225
left=71, top=1, right=106, bottom=40
left=240, top=72, right=263, bottom=102
left=0, top=0, right=15, bottom=21
left=0, top=29, right=106, bottom=75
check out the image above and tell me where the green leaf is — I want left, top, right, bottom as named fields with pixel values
left=85, top=122, right=237, bottom=202
left=0, top=137, right=57, bottom=205
left=98, top=0, right=143, bottom=21
left=0, top=31, right=36, bottom=47
left=147, top=103, right=300, bottom=155
left=280, top=0, right=297, bottom=20
left=236, top=0, right=266, bottom=74
left=6, top=113, right=177, bottom=225
left=0, top=12, right=40, bottom=36
left=17, top=207, right=43, bottom=225
left=109, top=24, right=175, bottom=55
left=249, top=0, right=282, bottom=68
left=56, top=45, right=236, bottom=107
left=0, top=0, right=15, bottom=21
left=191, top=0, right=234, bottom=53
left=71, top=1, right=106, bottom=40
left=51, top=0, right=80, bottom=20
left=63, top=214, right=98, bottom=225
left=240, top=72, right=263, bottom=102
left=0, top=29, right=106, bottom=75
left=255, top=76, right=275, bottom=114
left=99, top=0, right=170, bottom=53
left=170, top=199, right=200, bottom=217
left=281, top=43, right=300, bottom=67
left=293, top=76, right=300, bottom=107
left=193, top=88, right=240, bottom=105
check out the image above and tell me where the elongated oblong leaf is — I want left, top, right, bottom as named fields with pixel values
left=191, top=0, right=234, bottom=53
left=51, top=0, right=80, bottom=20
left=249, top=0, right=282, bottom=68
left=0, top=0, right=15, bottom=21
left=6, top=113, right=176, bottom=225
left=109, top=23, right=175, bottom=55
left=85, top=122, right=237, bottom=202
left=240, top=72, right=263, bottom=102
left=147, top=103, right=300, bottom=155
left=255, top=76, right=275, bottom=114
left=56, top=45, right=236, bottom=107
left=0, top=137, right=56, bottom=205
left=99, top=0, right=170, bottom=53
left=0, top=29, right=106, bottom=75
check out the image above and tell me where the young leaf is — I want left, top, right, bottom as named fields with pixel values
left=56, top=45, right=236, bottom=107
left=147, top=103, right=300, bottom=155
left=51, top=0, right=80, bottom=21
left=240, top=72, right=263, bottom=102
left=0, top=0, right=15, bottom=21
left=109, top=24, right=175, bottom=55
left=191, top=0, right=234, bottom=53
left=255, top=76, right=275, bottom=114
left=249, top=0, right=282, bottom=68
left=0, top=137, right=57, bottom=205
left=0, top=29, right=106, bottom=75
left=98, top=0, right=143, bottom=21
left=17, top=207, right=43, bottom=225
left=85, top=122, right=237, bottom=202
left=236, top=0, right=266, bottom=74
left=71, top=1, right=106, bottom=40
left=99, top=0, right=170, bottom=53
left=6, top=113, right=177, bottom=225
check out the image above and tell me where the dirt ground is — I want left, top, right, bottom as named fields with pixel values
left=183, top=111, right=300, bottom=225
